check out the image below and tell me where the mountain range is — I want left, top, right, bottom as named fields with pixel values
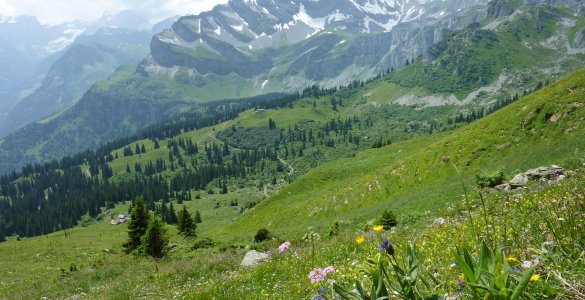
left=0, top=0, right=584, bottom=175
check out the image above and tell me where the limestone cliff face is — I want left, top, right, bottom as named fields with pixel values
left=145, top=0, right=489, bottom=92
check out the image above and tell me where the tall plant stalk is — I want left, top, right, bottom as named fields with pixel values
left=450, top=162, right=480, bottom=243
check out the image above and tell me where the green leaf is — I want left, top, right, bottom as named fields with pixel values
left=479, top=242, right=493, bottom=271
left=356, top=280, right=367, bottom=298
left=511, top=268, right=534, bottom=300
left=333, top=283, right=362, bottom=300
left=372, top=261, right=389, bottom=299
left=453, top=250, right=477, bottom=283
left=423, top=294, right=439, bottom=300
left=462, top=247, right=476, bottom=276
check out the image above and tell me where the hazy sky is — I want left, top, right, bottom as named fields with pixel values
left=0, top=0, right=228, bottom=25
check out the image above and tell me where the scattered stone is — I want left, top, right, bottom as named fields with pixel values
left=494, top=183, right=511, bottom=191
left=548, top=112, right=561, bottom=122
left=509, top=173, right=528, bottom=187
left=433, top=218, right=446, bottom=226
left=496, top=142, right=512, bottom=151
left=66, top=292, right=87, bottom=300
left=241, top=250, right=269, bottom=267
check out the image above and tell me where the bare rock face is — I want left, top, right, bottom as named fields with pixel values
left=241, top=250, right=270, bottom=267
left=144, top=0, right=489, bottom=91
left=574, top=28, right=585, bottom=49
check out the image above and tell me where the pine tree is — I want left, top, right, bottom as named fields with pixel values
left=194, top=210, right=202, bottom=223
left=177, top=206, right=196, bottom=237
left=142, top=215, right=168, bottom=258
left=167, top=202, right=178, bottom=224
left=124, top=195, right=149, bottom=253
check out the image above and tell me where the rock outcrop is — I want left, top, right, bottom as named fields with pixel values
left=241, top=250, right=270, bottom=267
left=496, top=165, right=565, bottom=190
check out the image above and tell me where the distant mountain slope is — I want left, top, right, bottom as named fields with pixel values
left=0, top=28, right=151, bottom=136
left=214, top=65, right=585, bottom=239
left=0, top=12, right=178, bottom=137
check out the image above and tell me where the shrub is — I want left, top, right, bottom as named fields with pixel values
left=376, top=208, right=398, bottom=228
left=192, top=238, right=215, bottom=250
left=328, top=221, right=340, bottom=237
left=475, top=170, right=505, bottom=188
left=253, top=228, right=272, bottom=243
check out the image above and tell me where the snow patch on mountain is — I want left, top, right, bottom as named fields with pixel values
left=327, top=11, right=352, bottom=23
left=45, top=28, right=86, bottom=53
left=293, top=3, right=326, bottom=34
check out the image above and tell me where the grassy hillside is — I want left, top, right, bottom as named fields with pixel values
left=0, top=66, right=583, bottom=300
left=214, top=66, right=585, bottom=241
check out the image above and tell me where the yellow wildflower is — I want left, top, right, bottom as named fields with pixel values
left=507, top=257, right=518, bottom=263
left=355, top=236, right=365, bottom=245
left=373, top=225, right=384, bottom=232
left=530, top=274, right=540, bottom=282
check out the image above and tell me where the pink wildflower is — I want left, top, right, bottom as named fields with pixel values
left=323, top=266, right=337, bottom=274
left=309, top=268, right=325, bottom=284
left=278, top=241, right=291, bottom=253
left=522, top=259, right=540, bottom=268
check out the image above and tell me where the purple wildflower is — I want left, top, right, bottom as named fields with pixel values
left=378, top=239, right=395, bottom=255
left=456, top=277, right=464, bottom=290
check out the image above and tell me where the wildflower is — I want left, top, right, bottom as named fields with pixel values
left=324, top=266, right=337, bottom=274
left=278, top=241, right=291, bottom=253
left=530, top=274, right=540, bottom=282
left=309, top=268, right=325, bottom=284
left=355, top=236, right=365, bottom=245
left=373, top=225, right=384, bottom=232
left=522, top=260, right=533, bottom=268
left=507, top=257, right=518, bottom=263
left=456, top=276, right=464, bottom=290
left=312, top=296, right=325, bottom=300
left=378, top=239, right=395, bottom=255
